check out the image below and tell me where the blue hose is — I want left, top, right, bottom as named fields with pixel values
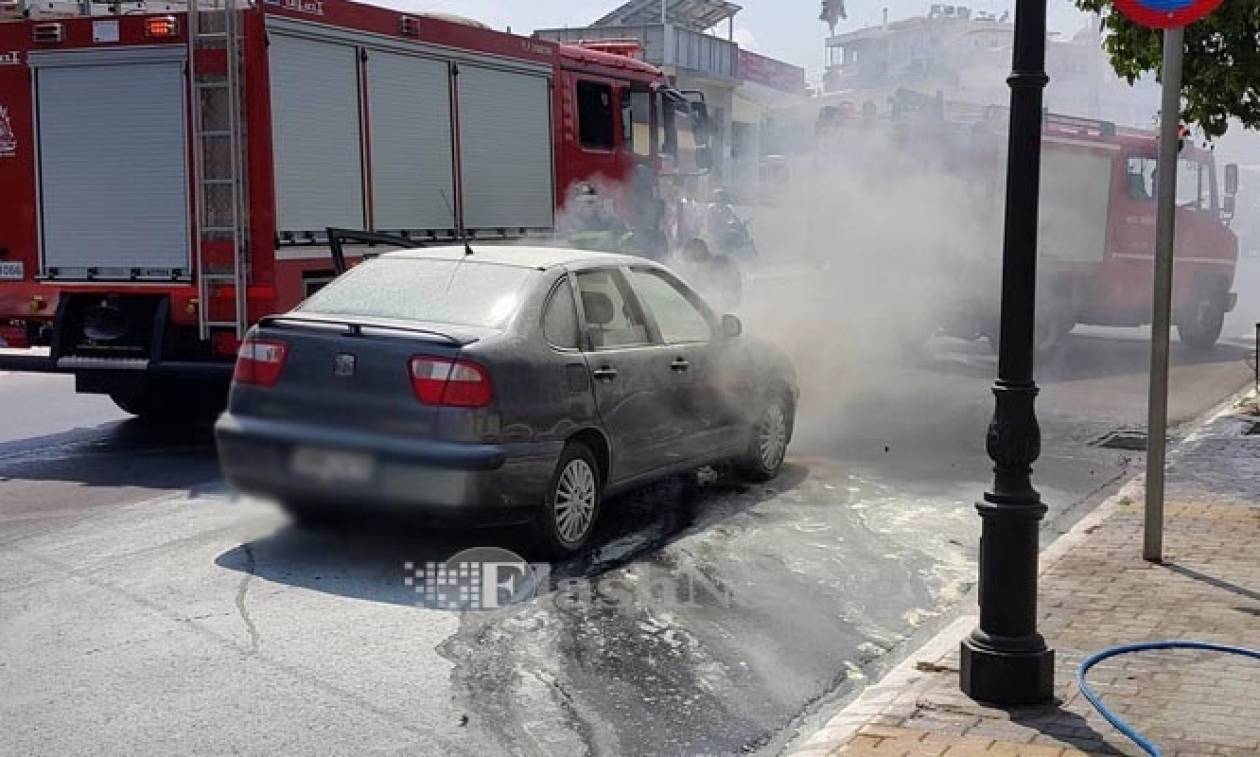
left=1077, top=640, right=1260, bottom=757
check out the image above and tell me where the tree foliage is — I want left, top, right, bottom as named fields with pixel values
left=1073, top=0, right=1260, bottom=138
left=819, top=0, right=847, bottom=33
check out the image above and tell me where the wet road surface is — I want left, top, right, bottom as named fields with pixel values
left=0, top=294, right=1253, bottom=755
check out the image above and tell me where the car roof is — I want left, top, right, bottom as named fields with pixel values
left=383, top=245, right=654, bottom=270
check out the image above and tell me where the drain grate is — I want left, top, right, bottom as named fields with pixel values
left=1094, top=430, right=1149, bottom=451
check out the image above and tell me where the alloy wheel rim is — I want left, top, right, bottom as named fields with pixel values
left=758, top=403, right=788, bottom=470
left=554, top=458, right=597, bottom=545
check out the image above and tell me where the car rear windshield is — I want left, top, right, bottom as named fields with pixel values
left=298, top=257, right=539, bottom=329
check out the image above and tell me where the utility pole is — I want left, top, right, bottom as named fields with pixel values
left=1143, top=27, right=1185, bottom=564
left=959, top=0, right=1055, bottom=706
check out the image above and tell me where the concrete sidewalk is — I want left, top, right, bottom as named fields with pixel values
left=794, top=391, right=1260, bottom=757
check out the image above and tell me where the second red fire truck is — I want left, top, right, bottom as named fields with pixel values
left=816, top=92, right=1240, bottom=355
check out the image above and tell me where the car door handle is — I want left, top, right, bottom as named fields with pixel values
left=592, top=366, right=618, bottom=381
left=670, top=358, right=691, bottom=372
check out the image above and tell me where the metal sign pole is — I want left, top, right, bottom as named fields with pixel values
left=1143, top=25, right=1185, bottom=564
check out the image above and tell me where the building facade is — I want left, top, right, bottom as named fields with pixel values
left=823, top=4, right=1158, bottom=128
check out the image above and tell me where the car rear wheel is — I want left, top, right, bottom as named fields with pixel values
left=739, top=393, right=791, bottom=482
left=531, top=442, right=602, bottom=558
left=280, top=499, right=349, bottom=529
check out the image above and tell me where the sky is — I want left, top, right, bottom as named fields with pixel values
left=398, top=1, right=1096, bottom=81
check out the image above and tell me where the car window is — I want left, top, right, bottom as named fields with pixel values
left=542, top=278, right=580, bottom=349
left=629, top=269, right=713, bottom=344
left=298, top=257, right=537, bottom=329
left=575, top=269, right=650, bottom=349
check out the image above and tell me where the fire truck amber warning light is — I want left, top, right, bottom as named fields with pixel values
left=144, top=16, right=178, bottom=38
left=33, top=23, right=63, bottom=43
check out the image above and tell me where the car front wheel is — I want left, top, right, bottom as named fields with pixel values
left=531, top=442, right=602, bottom=558
left=740, top=393, right=791, bottom=482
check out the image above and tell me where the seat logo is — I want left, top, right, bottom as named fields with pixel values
left=333, top=353, right=356, bottom=377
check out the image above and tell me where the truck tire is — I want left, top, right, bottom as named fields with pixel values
left=110, top=381, right=224, bottom=425
left=1033, top=307, right=1074, bottom=359
left=1177, top=295, right=1226, bottom=352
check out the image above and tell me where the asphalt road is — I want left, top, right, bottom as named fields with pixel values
left=0, top=280, right=1253, bottom=755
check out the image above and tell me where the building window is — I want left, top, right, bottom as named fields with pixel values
left=577, top=81, right=614, bottom=150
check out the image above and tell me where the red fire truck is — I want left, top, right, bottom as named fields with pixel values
left=821, top=93, right=1241, bottom=354
left=0, top=0, right=709, bottom=417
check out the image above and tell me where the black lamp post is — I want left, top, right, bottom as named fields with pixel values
left=958, top=0, right=1055, bottom=705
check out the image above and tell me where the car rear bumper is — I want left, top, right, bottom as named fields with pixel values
left=214, top=413, right=562, bottom=524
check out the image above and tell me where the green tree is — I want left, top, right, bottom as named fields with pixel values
left=1073, top=0, right=1260, bottom=138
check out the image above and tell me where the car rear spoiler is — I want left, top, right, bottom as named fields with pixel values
left=259, top=313, right=467, bottom=346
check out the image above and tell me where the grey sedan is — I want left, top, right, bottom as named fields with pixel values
left=214, top=245, right=798, bottom=556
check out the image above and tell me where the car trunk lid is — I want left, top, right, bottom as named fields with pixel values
left=231, top=315, right=492, bottom=439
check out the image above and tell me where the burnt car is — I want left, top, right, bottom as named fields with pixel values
left=214, top=246, right=797, bottom=556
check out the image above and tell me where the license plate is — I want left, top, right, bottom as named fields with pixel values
left=0, top=261, right=23, bottom=280
left=290, top=446, right=376, bottom=484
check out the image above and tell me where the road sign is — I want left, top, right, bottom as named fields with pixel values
left=1115, top=0, right=1223, bottom=29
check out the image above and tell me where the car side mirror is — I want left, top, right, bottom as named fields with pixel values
left=721, top=313, right=742, bottom=338
left=1225, top=163, right=1239, bottom=196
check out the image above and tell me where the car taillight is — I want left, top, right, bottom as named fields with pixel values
left=409, top=355, right=493, bottom=407
left=233, top=338, right=287, bottom=387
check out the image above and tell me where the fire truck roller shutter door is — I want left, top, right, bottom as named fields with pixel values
left=34, top=52, right=189, bottom=276
left=269, top=33, right=364, bottom=234
left=366, top=51, right=455, bottom=233
left=456, top=65, right=554, bottom=232
left=1038, top=145, right=1112, bottom=264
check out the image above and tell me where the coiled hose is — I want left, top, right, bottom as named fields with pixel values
left=1077, top=640, right=1260, bottom=756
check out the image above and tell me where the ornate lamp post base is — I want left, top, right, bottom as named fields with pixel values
left=961, top=634, right=1054, bottom=705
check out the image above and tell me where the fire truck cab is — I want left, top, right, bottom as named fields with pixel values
left=0, top=0, right=709, bottom=417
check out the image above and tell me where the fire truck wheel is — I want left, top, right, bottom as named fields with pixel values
left=1033, top=311, right=1074, bottom=358
left=1177, top=296, right=1225, bottom=352
left=110, top=381, right=224, bottom=424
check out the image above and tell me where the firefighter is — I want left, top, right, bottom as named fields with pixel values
left=563, top=183, right=627, bottom=252
left=705, top=188, right=757, bottom=261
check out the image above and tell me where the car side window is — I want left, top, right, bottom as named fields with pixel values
left=629, top=269, right=713, bottom=344
left=575, top=269, right=651, bottom=349
left=542, top=278, right=580, bottom=350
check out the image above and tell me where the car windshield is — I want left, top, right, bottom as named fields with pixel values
left=297, top=257, right=539, bottom=329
